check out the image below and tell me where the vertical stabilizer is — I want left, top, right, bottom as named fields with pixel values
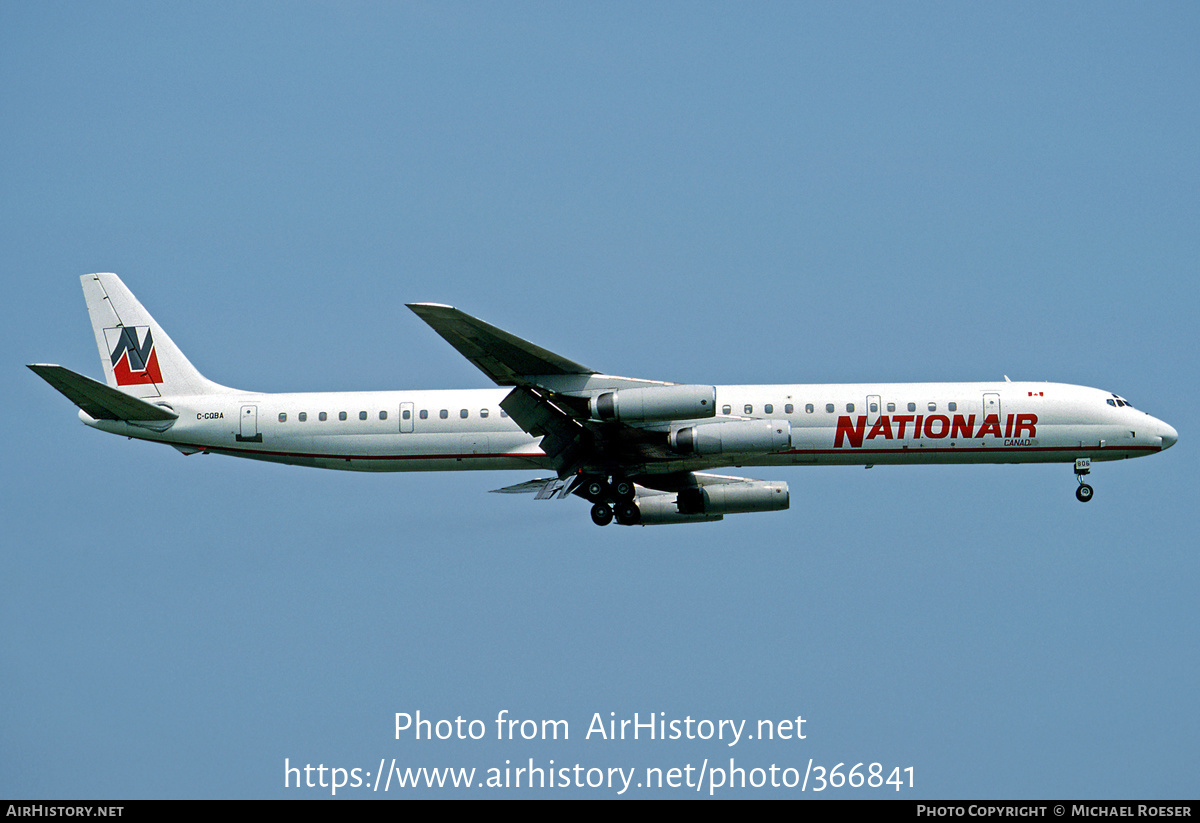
left=81, top=273, right=231, bottom=397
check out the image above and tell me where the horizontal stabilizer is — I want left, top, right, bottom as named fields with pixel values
left=29, top=364, right=179, bottom=422
left=408, top=303, right=595, bottom=385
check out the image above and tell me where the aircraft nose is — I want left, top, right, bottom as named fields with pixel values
left=1159, top=420, right=1178, bottom=450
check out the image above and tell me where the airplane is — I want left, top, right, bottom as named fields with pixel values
left=30, top=273, right=1178, bottom=526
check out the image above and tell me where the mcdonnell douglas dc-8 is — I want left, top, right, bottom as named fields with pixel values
left=31, top=273, right=1177, bottom=526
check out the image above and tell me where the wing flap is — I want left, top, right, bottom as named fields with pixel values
left=499, top=386, right=590, bottom=465
left=490, top=478, right=558, bottom=495
left=490, top=476, right=580, bottom=500
left=29, top=364, right=179, bottom=422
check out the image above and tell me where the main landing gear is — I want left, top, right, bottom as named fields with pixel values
left=590, top=502, right=615, bottom=526
left=585, top=476, right=641, bottom=526
left=1074, top=458, right=1094, bottom=503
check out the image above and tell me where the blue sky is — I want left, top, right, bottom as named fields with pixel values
left=3, top=2, right=1197, bottom=798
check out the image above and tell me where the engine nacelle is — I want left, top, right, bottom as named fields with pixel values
left=668, top=419, right=791, bottom=455
left=636, top=495, right=724, bottom=525
left=635, top=480, right=789, bottom=524
left=589, top=385, right=716, bottom=422
left=676, top=480, right=789, bottom=515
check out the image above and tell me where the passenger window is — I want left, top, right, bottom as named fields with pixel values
left=439, top=410, right=448, bottom=419
left=907, top=402, right=916, bottom=412
left=722, top=405, right=732, bottom=415
left=765, top=404, right=774, bottom=414
left=805, top=404, right=814, bottom=413
left=928, top=402, right=936, bottom=412
left=887, top=402, right=896, bottom=412
left=500, top=410, right=508, bottom=418
left=402, top=410, right=411, bottom=420
left=948, top=402, right=957, bottom=412
left=480, top=409, right=489, bottom=418
left=359, top=411, right=368, bottom=420
left=745, top=404, right=753, bottom=414
left=379, top=411, right=387, bottom=420
left=826, top=404, right=834, bottom=413
left=278, top=412, right=287, bottom=422
left=869, top=402, right=878, bottom=413
left=419, top=410, right=428, bottom=419
left=785, top=404, right=794, bottom=414
left=846, top=403, right=855, bottom=413
left=298, top=412, right=307, bottom=422
left=460, top=409, right=469, bottom=419
left=319, top=412, right=328, bottom=421
left=339, top=412, right=348, bottom=421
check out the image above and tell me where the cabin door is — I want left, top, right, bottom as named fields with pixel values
left=866, top=394, right=882, bottom=422
left=240, top=405, right=256, bottom=439
left=983, top=392, right=1001, bottom=424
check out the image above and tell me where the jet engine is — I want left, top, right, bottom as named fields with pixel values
left=668, top=419, right=791, bottom=456
left=589, top=385, right=716, bottom=422
left=636, top=480, right=790, bottom=525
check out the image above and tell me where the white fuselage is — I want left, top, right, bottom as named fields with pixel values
left=83, top=380, right=1176, bottom=475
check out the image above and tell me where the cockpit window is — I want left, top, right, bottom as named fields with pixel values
left=1111, top=394, right=1134, bottom=408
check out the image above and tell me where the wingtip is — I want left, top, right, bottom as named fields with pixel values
left=407, top=302, right=456, bottom=311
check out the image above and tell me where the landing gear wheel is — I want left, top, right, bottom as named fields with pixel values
left=591, top=502, right=614, bottom=526
left=585, top=480, right=606, bottom=500
left=614, top=501, right=641, bottom=526
left=1073, top=458, right=1093, bottom=503
left=612, top=479, right=635, bottom=502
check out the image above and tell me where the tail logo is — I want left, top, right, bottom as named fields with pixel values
left=105, top=326, right=163, bottom=386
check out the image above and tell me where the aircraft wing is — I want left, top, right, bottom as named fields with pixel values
left=406, top=303, right=595, bottom=385
left=408, top=303, right=680, bottom=470
left=493, top=471, right=767, bottom=497
left=29, top=364, right=178, bottom=422
left=489, top=475, right=581, bottom=499
left=407, top=304, right=724, bottom=475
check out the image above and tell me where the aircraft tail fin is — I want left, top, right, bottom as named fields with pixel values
left=80, top=273, right=231, bottom=397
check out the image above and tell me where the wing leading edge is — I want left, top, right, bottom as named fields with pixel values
left=406, top=303, right=595, bottom=385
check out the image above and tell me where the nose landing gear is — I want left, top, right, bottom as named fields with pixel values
left=1074, top=458, right=1094, bottom=503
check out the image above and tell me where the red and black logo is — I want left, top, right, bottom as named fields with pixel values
left=107, top=326, right=162, bottom=386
